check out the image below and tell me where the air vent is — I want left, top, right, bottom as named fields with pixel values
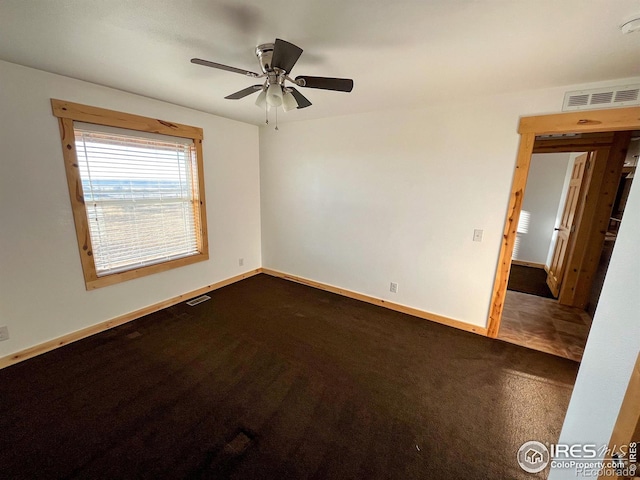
left=591, top=92, right=613, bottom=104
left=615, top=88, right=640, bottom=102
left=562, top=84, right=640, bottom=111
left=186, top=295, right=211, bottom=306
left=567, top=94, right=589, bottom=107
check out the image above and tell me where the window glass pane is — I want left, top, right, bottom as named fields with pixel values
left=74, top=126, right=200, bottom=276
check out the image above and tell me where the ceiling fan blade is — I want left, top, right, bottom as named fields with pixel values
left=224, top=85, right=263, bottom=100
left=295, top=76, right=354, bottom=92
left=289, top=88, right=312, bottom=109
left=271, top=38, right=303, bottom=73
left=191, top=58, right=259, bottom=77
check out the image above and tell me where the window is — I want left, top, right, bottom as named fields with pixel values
left=52, top=100, right=208, bottom=289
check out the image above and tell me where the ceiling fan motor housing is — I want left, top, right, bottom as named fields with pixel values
left=255, top=43, right=274, bottom=74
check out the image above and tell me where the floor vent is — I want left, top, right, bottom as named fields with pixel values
left=562, top=84, right=640, bottom=111
left=186, top=295, right=211, bottom=306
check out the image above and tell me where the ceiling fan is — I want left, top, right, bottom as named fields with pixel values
left=191, top=38, right=354, bottom=113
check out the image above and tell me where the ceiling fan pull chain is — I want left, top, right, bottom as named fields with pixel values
left=265, top=103, right=269, bottom=125
left=275, top=107, right=279, bottom=131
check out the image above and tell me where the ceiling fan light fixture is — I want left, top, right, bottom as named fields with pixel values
left=266, top=84, right=283, bottom=107
left=282, top=91, right=298, bottom=111
left=255, top=90, right=267, bottom=108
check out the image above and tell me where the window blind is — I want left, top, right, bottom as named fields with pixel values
left=74, top=123, right=201, bottom=277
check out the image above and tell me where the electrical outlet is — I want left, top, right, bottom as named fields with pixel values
left=0, top=326, right=9, bottom=342
left=473, top=229, right=483, bottom=242
left=390, top=282, right=398, bottom=293
left=239, top=258, right=244, bottom=267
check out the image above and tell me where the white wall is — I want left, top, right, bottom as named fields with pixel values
left=513, top=153, right=572, bottom=265
left=261, top=103, right=509, bottom=326
left=549, top=165, right=640, bottom=479
left=0, top=60, right=261, bottom=357
left=260, top=76, right=640, bottom=327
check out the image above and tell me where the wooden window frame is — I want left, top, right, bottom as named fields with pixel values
left=52, top=99, right=209, bottom=290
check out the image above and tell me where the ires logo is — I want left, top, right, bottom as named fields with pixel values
left=550, top=444, right=599, bottom=458
left=518, top=441, right=638, bottom=475
left=550, top=443, right=631, bottom=459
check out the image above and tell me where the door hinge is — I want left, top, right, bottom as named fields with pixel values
left=570, top=224, right=576, bottom=233
left=586, top=159, right=591, bottom=170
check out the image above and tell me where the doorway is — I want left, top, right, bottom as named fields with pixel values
left=508, top=151, right=588, bottom=300
left=486, top=107, right=640, bottom=363
left=500, top=150, right=593, bottom=361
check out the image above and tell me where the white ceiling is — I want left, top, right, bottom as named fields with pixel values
left=1, top=0, right=639, bottom=125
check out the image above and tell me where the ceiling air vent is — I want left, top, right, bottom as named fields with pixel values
left=562, top=84, right=640, bottom=111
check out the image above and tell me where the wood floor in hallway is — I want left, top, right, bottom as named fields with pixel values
left=499, top=290, right=592, bottom=362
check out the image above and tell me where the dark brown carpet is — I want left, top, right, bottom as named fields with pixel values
left=0, top=274, right=578, bottom=479
left=508, top=264, right=555, bottom=299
